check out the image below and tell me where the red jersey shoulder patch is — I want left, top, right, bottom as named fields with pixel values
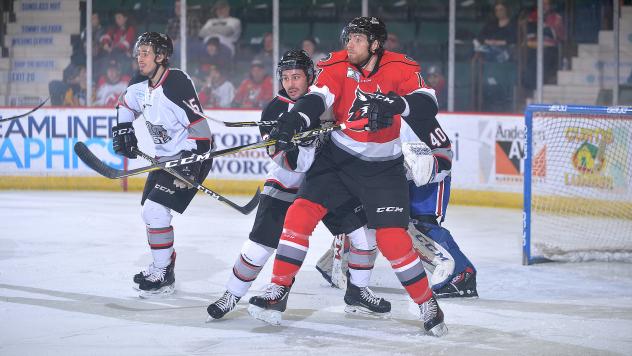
left=317, top=50, right=348, bottom=68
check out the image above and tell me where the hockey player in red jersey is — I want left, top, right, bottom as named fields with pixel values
left=247, top=17, right=448, bottom=336
left=112, top=32, right=214, bottom=298
left=206, top=49, right=390, bottom=320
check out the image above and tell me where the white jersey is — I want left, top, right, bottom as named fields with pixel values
left=117, top=68, right=213, bottom=158
left=259, top=91, right=325, bottom=202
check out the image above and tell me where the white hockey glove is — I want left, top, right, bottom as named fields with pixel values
left=402, top=141, right=436, bottom=186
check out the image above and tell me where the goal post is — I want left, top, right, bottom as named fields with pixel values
left=523, top=104, right=632, bottom=265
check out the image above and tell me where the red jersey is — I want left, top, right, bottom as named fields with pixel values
left=310, top=50, right=436, bottom=161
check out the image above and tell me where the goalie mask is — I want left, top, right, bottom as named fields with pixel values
left=277, top=49, right=315, bottom=85
left=133, top=32, right=173, bottom=67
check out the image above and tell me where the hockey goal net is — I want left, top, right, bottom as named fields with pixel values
left=523, top=104, right=632, bottom=264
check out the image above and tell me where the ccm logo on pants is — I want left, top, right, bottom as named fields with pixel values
left=376, top=206, right=404, bottom=213
left=155, top=184, right=175, bottom=195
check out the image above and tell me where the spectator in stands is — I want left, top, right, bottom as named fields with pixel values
left=165, top=0, right=204, bottom=67
left=302, top=37, right=327, bottom=63
left=95, top=60, right=130, bottom=107
left=198, top=36, right=232, bottom=75
left=426, top=66, right=446, bottom=111
left=474, top=0, right=517, bottom=63
left=199, top=64, right=235, bottom=108
left=166, top=0, right=202, bottom=41
left=198, top=0, right=242, bottom=57
left=384, top=33, right=402, bottom=52
left=63, top=65, right=87, bottom=106
left=522, top=0, right=565, bottom=90
left=233, top=59, right=273, bottom=109
left=101, top=11, right=137, bottom=65
left=253, top=32, right=274, bottom=75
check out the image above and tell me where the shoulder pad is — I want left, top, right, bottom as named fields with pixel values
left=162, top=68, right=189, bottom=84
left=316, top=50, right=348, bottom=67
left=381, top=51, right=419, bottom=67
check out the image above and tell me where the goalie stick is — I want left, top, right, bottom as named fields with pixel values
left=73, top=118, right=368, bottom=179
left=0, top=97, right=49, bottom=123
left=132, top=148, right=260, bottom=215
left=183, top=100, right=275, bottom=127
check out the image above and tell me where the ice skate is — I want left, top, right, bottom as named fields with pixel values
left=247, top=283, right=291, bottom=325
left=207, top=290, right=240, bottom=321
left=344, top=282, right=391, bottom=318
left=133, top=251, right=176, bottom=290
left=419, top=295, right=448, bottom=337
left=434, top=266, right=478, bottom=299
left=132, top=262, right=157, bottom=290
left=138, top=256, right=176, bottom=298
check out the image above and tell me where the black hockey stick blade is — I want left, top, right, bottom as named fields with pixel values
left=225, top=186, right=261, bottom=214
left=132, top=148, right=260, bottom=215
left=73, top=141, right=138, bottom=179
left=0, top=97, right=49, bottom=123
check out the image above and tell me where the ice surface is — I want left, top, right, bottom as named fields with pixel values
left=1, top=191, right=631, bottom=355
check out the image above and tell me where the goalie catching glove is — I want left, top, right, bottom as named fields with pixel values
left=402, top=141, right=437, bottom=186
left=172, top=150, right=203, bottom=190
left=112, top=122, right=138, bottom=159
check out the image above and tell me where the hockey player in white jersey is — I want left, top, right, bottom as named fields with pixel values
left=112, top=32, right=214, bottom=298
left=206, top=50, right=390, bottom=320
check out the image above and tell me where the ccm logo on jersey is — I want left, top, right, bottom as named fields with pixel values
left=376, top=206, right=404, bottom=213
left=155, top=184, right=175, bottom=195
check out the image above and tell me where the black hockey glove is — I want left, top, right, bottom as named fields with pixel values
left=112, top=122, right=138, bottom=159
left=367, top=91, right=406, bottom=132
left=269, top=111, right=307, bottom=152
left=172, top=151, right=202, bottom=190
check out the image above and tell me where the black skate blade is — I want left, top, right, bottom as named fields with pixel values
left=425, top=322, right=448, bottom=337
left=138, top=284, right=176, bottom=299
left=344, top=305, right=391, bottom=319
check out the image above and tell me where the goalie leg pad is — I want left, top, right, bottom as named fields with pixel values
left=412, top=219, right=475, bottom=290
left=226, top=240, right=274, bottom=298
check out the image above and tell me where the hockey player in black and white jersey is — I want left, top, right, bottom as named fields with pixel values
left=206, top=49, right=390, bottom=320
left=112, top=32, right=214, bottom=298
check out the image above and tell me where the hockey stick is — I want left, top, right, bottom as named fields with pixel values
left=183, top=100, right=275, bottom=127
left=73, top=118, right=368, bottom=179
left=132, top=148, right=260, bottom=215
left=0, top=97, right=49, bottom=123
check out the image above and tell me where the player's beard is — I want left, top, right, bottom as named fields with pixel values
left=347, top=49, right=371, bottom=67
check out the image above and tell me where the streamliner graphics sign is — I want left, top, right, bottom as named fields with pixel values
left=0, top=108, right=272, bottom=180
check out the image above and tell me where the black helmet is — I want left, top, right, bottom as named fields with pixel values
left=277, top=49, right=315, bottom=84
left=340, top=16, right=387, bottom=51
left=133, top=32, right=173, bottom=66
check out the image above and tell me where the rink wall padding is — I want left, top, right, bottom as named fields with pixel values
left=0, top=107, right=525, bottom=208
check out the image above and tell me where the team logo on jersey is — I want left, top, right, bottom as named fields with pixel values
left=347, top=87, right=373, bottom=123
left=347, top=86, right=387, bottom=130
left=346, top=67, right=361, bottom=82
left=145, top=121, right=172, bottom=144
